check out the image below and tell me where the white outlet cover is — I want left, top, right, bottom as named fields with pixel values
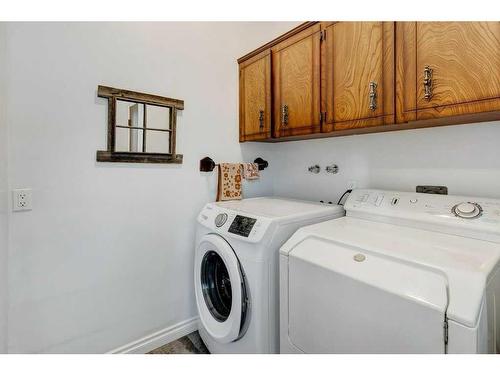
left=12, top=188, right=32, bottom=211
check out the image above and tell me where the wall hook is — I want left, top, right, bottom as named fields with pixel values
left=200, top=156, right=216, bottom=172
left=253, top=157, right=268, bottom=171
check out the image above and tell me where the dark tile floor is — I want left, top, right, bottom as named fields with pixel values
left=148, top=331, right=209, bottom=354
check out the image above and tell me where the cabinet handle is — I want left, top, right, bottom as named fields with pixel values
left=281, top=105, right=289, bottom=126
left=423, top=66, right=433, bottom=100
left=258, top=110, right=265, bottom=129
left=369, top=81, right=378, bottom=111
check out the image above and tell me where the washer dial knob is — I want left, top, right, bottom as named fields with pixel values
left=214, top=213, right=228, bottom=227
left=452, top=202, right=482, bottom=219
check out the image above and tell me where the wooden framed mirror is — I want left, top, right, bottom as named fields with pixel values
left=96, top=85, right=184, bottom=164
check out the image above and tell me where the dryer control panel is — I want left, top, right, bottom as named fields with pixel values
left=345, top=189, right=500, bottom=241
left=197, top=204, right=272, bottom=243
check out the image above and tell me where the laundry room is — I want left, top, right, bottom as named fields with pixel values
left=1, top=1, right=500, bottom=374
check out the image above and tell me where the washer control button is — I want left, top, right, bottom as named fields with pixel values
left=214, top=213, right=228, bottom=227
left=452, top=202, right=483, bottom=219
left=410, top=198, right=418, bottom=204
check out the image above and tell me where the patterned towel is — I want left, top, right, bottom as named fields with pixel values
left=217, top=163, right=243, bottom=201
left=241, top=163, right=260, bottom=180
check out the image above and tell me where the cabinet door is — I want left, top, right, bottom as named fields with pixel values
left=323, top=22, right=395, bottom=132
left=397, top=22, right=500, bottom=122
left=239, top=50, right=271, bottom=142
left=272, top=24, right=321, bottom=138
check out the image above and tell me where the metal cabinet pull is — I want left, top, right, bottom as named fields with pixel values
left=258, top=110, right=264, bottom=129
left=423, top=66, right=433, bottom=100
left=369, top=81, right=378, bottom=111
left=281, top=105, right=289, bottom=126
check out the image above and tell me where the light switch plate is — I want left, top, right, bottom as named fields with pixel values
left=12, top=188, right=32, bottom=211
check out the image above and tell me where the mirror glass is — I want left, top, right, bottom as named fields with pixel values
left=146, top=104, right=171, bottom=130
left=114, top=100, right=172, bottom=153
left=146, top=130, right=170, bottom=153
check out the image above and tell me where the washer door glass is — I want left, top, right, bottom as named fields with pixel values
left=194, top=234, right=248, bottom=344
left=201, top=250, right=233, bottom=322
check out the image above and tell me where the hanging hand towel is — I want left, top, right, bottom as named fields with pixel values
left=241, top=162, right=260, bottom=180
left=217, top=163, right=243, bottom=201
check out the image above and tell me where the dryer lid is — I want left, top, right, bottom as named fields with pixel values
left=287, top=239, right=447, bottom=353
left=281, top=217, right=500, bottom=327
left=289, top=237, right=448, bottom=315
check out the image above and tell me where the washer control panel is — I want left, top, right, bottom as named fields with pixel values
left=345, top=189, right=500, bottom=239
left=198, top=204, right=271, bottom=243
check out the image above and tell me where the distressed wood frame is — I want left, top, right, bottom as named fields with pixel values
left=96, top=85, right=184, bottom=164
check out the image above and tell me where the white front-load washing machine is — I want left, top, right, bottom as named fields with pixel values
left=194, top=197, right=344, bottom=353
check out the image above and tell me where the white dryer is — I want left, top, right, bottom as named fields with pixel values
left=280, top=189, right=500, bottom=354
left=195, top=197, right=344, bottom=353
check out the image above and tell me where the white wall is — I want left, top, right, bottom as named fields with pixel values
left=268, top=121, right=500, bottom=203
left=3, top=22, right=296, bottom=353
left=0, top=22, right=9, bottom=354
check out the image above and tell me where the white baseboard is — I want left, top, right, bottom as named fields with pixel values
left=108, top=316, right=199, bottom=354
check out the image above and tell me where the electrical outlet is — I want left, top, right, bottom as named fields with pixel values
left=12, top=189, right=32, bottom=211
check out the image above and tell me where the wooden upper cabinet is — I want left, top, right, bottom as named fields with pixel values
left=322, top=22, right=395, bottom=132
left=238, top=22, right=500, bottom=142
left=397, top=22, right=500, bottom=123
left=272, top=24, right=321, bottom=137
left=239, top=50, right=271, bottom=142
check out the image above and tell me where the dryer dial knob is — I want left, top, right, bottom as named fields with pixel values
left=452, top=202, right=482, bottom=219
left=214, top=213, right=228, bottom=227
